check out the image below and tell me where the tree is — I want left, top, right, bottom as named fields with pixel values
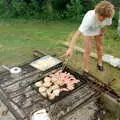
left=4, top=0, right=12, bottom=9
left=107, top=0, right=120, bottom=35
left=118, top=9, right=120, bottom=36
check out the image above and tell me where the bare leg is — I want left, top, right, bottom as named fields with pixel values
left=83, top=36, right=93, bottom=72
left=95, top=35, right=104, bottom=66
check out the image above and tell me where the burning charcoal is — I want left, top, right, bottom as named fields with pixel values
left=51, top=77, right=57, bottom=82
left=44, top=77, right=51, bottom=83
left=36, top=70, right=81, bottom=100
left=43, top=81, right=52, bottom=88
left=40, top=91, right=47, bottom=98
left=60, top=88, right=69, bottom=92
left=35, top=81, right=43, bottom=87
left=47, top=88, right=53, bottom=96
left=39, top=87, right=47, bottom=93
left=51, top=85, right=59, bottom=90
left=48, top=93, right=56, bottom=100
left=67, top=84, right=75, bottom=91
left=54, top=79, right=64, bottom=86
left=53, top=88, right=60, bottom=96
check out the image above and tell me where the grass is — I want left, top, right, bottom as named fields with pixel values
left=0, top=19, right=119, bottom=88
left=0, top=21, right=119, bottom=81
left=67, top=27, right=120, bottom=57
left=0, top=20, right=76, bottom=64
left=0, top=19, right=119, bottom=120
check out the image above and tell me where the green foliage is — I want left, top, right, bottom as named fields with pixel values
left=65, top=0, right=84, bottom=21
left=51, top=0, right=70, bottom=11
left=0, top=0, right=118, bottom=27
left=11, top=0, right=28, bottom=16
left=0, top=0, right=45, bottom=18
left=0, top=0, right=5, bottom=14
left=112, top=8, right=119, bottom=27
left=11, top=0, right=42, bottom=17
left=80, top=0, right=97, bottom=13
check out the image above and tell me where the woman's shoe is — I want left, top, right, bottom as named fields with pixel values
left=97, top=64, right=104, bottom=71
left=82, top=70, right=89, bottom=79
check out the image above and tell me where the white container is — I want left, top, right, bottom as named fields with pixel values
left=103, top=55, right=120, bottom=68
left=1, top=65, right=22, bottom=78
left=110, top=58, right=120, bottom=67
left=30, top=55, right=61, bottom=71
left=103, top=54, right=113, bottom=63
left=10, top=67, right=22, bottom=78
left=31, top=109, right=51, bottom=120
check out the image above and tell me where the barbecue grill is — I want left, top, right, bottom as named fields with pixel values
left=0, top=52, right=119, bottom=120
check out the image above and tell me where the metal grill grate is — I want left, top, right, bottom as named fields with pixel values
left=0, top=58, right=102, bottom=120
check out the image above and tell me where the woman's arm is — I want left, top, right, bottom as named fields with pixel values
left=65, top=30, right=81, bottom=56
left=69, top=30, right=81, bottom=49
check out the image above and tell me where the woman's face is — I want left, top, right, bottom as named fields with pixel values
left=98, top=15, right=107, bottom=22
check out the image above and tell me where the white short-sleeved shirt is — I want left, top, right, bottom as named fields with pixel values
left=79, top=10, right=112, bottom=36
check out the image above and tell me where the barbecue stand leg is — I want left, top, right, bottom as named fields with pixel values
left=0, top=88, right=26, bottom=119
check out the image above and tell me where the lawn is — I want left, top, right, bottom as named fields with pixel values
left=0, top=20, right=77, bottom=64
left=0, top=19, right=119, bottom=120
left=0, top=19, right=120, bottom=95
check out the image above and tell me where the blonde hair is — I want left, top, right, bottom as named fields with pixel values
left=95, top=0, right=115, bottom=18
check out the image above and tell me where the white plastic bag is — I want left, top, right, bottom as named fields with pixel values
left=31, top=109, right=51, bottom=120
left=103, top=54, right=113, bottom=63
left=103, top=54, right=120, bottom=68
left=110, top=58, right=120, bottom=67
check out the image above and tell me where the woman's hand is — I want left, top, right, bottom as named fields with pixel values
left=65, top=48, right=73, bottom=56
left=100, top=28, right=106, bottom=36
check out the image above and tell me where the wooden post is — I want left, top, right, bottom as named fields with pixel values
left=118, top=9, right=120, bottom=36
left=107, top=1, right=120, bottom=36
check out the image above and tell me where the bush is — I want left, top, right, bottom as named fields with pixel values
left=0, top=0, right=118, bottom=28
left=112, top=8, right=119, bottom=27
left=0, top=0, right=45, bottom=18
left=11, top=0, right=28, bottom=16
left=65, top=0, right=84, bottom=21
left=51, top=0, right=70, bottom=12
